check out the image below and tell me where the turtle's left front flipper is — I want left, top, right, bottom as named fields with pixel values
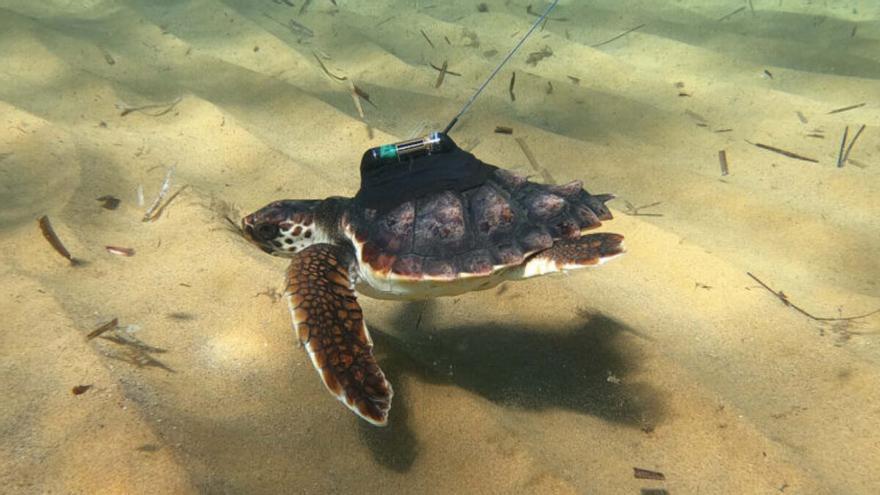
left=286, top=244, right=393, bottom=426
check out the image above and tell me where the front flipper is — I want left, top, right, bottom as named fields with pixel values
left=286, top=243, right=393, bottom=426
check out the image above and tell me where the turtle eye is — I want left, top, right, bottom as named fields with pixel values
left=254, top=223, right=280, bottom=241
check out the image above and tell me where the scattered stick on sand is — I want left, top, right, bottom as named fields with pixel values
left=508, top=71, right=516, bottom=102
left=351, top=84, right=377, bottom=108
left=420, top=29, right=434, bottom=49
left=827, top=102, right=865, bottom=115
left=623, top=201, right=663, bottom=217
left=87, top=318, right=119, bottom=340
left=348, top=80, right=365, bottom=119
left=718, top=6, right=745, bottom=21
left=747, top=272, right=880, bottom=322
left=840, top=124, right=866, bottom=168
left=633, top=467, right=666, bottom=481
left=434, top=60, right=449, bottom=88
left=143, top=166, right=175, bottom=222
left=591, top=24, right=646, bottom=48
left=312, top=51, right=347, bottom=81
left=96, top=195, right=121, bottom=210
left=718, top=150, right=729, bottom=176
left=148, top=185, right=189, bottom=222
left=836, top=126, right=850, bottom=167
left=430, top=62, right=461, bottom=77
left=38, top=215, right=79, bottom=266
left=746, top=141, right=818, bottom=163
left=119, top=96, right=182, bottom=117
left=105, top=245, right=136, bottom=257
left=515, top=137, right=555, bottom=184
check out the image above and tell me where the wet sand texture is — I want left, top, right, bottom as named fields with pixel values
left=1, top=1, right=878, bottom=493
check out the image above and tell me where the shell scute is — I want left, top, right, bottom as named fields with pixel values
left=527, top=192, right=566, bottom=219
left=413, top=192, right=467, bottom=255
left=493, top=168, right=527, bottom=189
left=520, top=228, right=553, bottom=252
left=491, top=243, right=525, bottom=266
left=457, top=249, right=495, bottom=275
left=375, top=202, right=414, bottom=252
left=552, top=216, right=582, bottom=239
left=470, top=184, right=516, bottom=238
left=423, top=258, right=456, bottom=278
left=392, top=254, right=424, bottom=277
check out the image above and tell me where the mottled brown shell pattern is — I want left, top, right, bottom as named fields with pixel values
left=347, top=169, right=614, bottom=280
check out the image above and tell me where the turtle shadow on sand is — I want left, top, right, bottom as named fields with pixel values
left=359, top=300, right=666, bottom=472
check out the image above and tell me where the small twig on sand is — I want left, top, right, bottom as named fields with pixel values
left=718, top=149, right=729, bottom=176
left=622, top=201, right=663, bottom=217
left=119, top=96, right=182, bottom=117
left=312, top=51, right=347, bottom=81
left=38, top=215, right=80, bottom=265
left=143, top=166, right=175, bottom=222
left=87, top=318, right=119, bottom=340
left=747, top=272, right=880, bottom=322
left=717, top=6, right=745, bottom=21
left=147, top=185, right=189, bottom=222
left=420, top=29, right=434, bottom=49
left=841, top=124, right=866, bottom=167
left=514, top=137, right=555, bottom=184
left=350, top=82, right=377, bottom=108
left=509, top=71, right=516, bottom=102
left=836, top=126, right=849, bottom=167
left=746, top=140, right=818, bottom=163
left=346, top=81, right=373, bottom=137
left=429, top=62, right=461, bottom=77
left=633, top=467, right=666, bottom=481
left=827, top=102, right=865, bottom=115
left=348, top=80, right=365, bottom=119
left=591, top=24, right=646, bottom=48
left=434, top=60, right=449, bottom=88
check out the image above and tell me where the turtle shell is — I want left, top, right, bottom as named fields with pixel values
left=344, top=164, right=614, bottom=282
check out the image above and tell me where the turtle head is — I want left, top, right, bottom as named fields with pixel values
left=242, top=200, right=324, bottom=257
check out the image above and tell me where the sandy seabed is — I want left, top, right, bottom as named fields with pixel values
left=1, top=0, right=878, bottom=493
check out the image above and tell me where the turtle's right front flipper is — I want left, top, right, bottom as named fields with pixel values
left=286, top=243, right=393, bottom=426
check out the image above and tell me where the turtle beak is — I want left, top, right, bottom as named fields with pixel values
left=240, top=216, right=273, bottom=254
left=241, top=216, right=255, bottom=241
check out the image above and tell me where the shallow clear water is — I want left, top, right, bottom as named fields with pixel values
left=1, top=1, right=878, bottom=493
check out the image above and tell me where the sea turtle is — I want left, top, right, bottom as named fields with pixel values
left=241, top=134, right=623, bottom=426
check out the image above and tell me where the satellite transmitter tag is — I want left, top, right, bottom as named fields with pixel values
left=361, top=0, right=560, bottom=171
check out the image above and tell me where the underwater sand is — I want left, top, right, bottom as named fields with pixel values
left=1, top=0, right=879, bottom=493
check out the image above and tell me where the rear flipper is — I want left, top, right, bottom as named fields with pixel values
left=519, top=233, right=625, bottom=278
left=286, top=243, right=393, bottom=426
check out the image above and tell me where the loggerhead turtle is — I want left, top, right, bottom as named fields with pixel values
left=241, top=134, right=623, bottom=426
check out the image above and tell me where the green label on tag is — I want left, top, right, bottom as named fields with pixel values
left=378, top=145, right=397, bottom=160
